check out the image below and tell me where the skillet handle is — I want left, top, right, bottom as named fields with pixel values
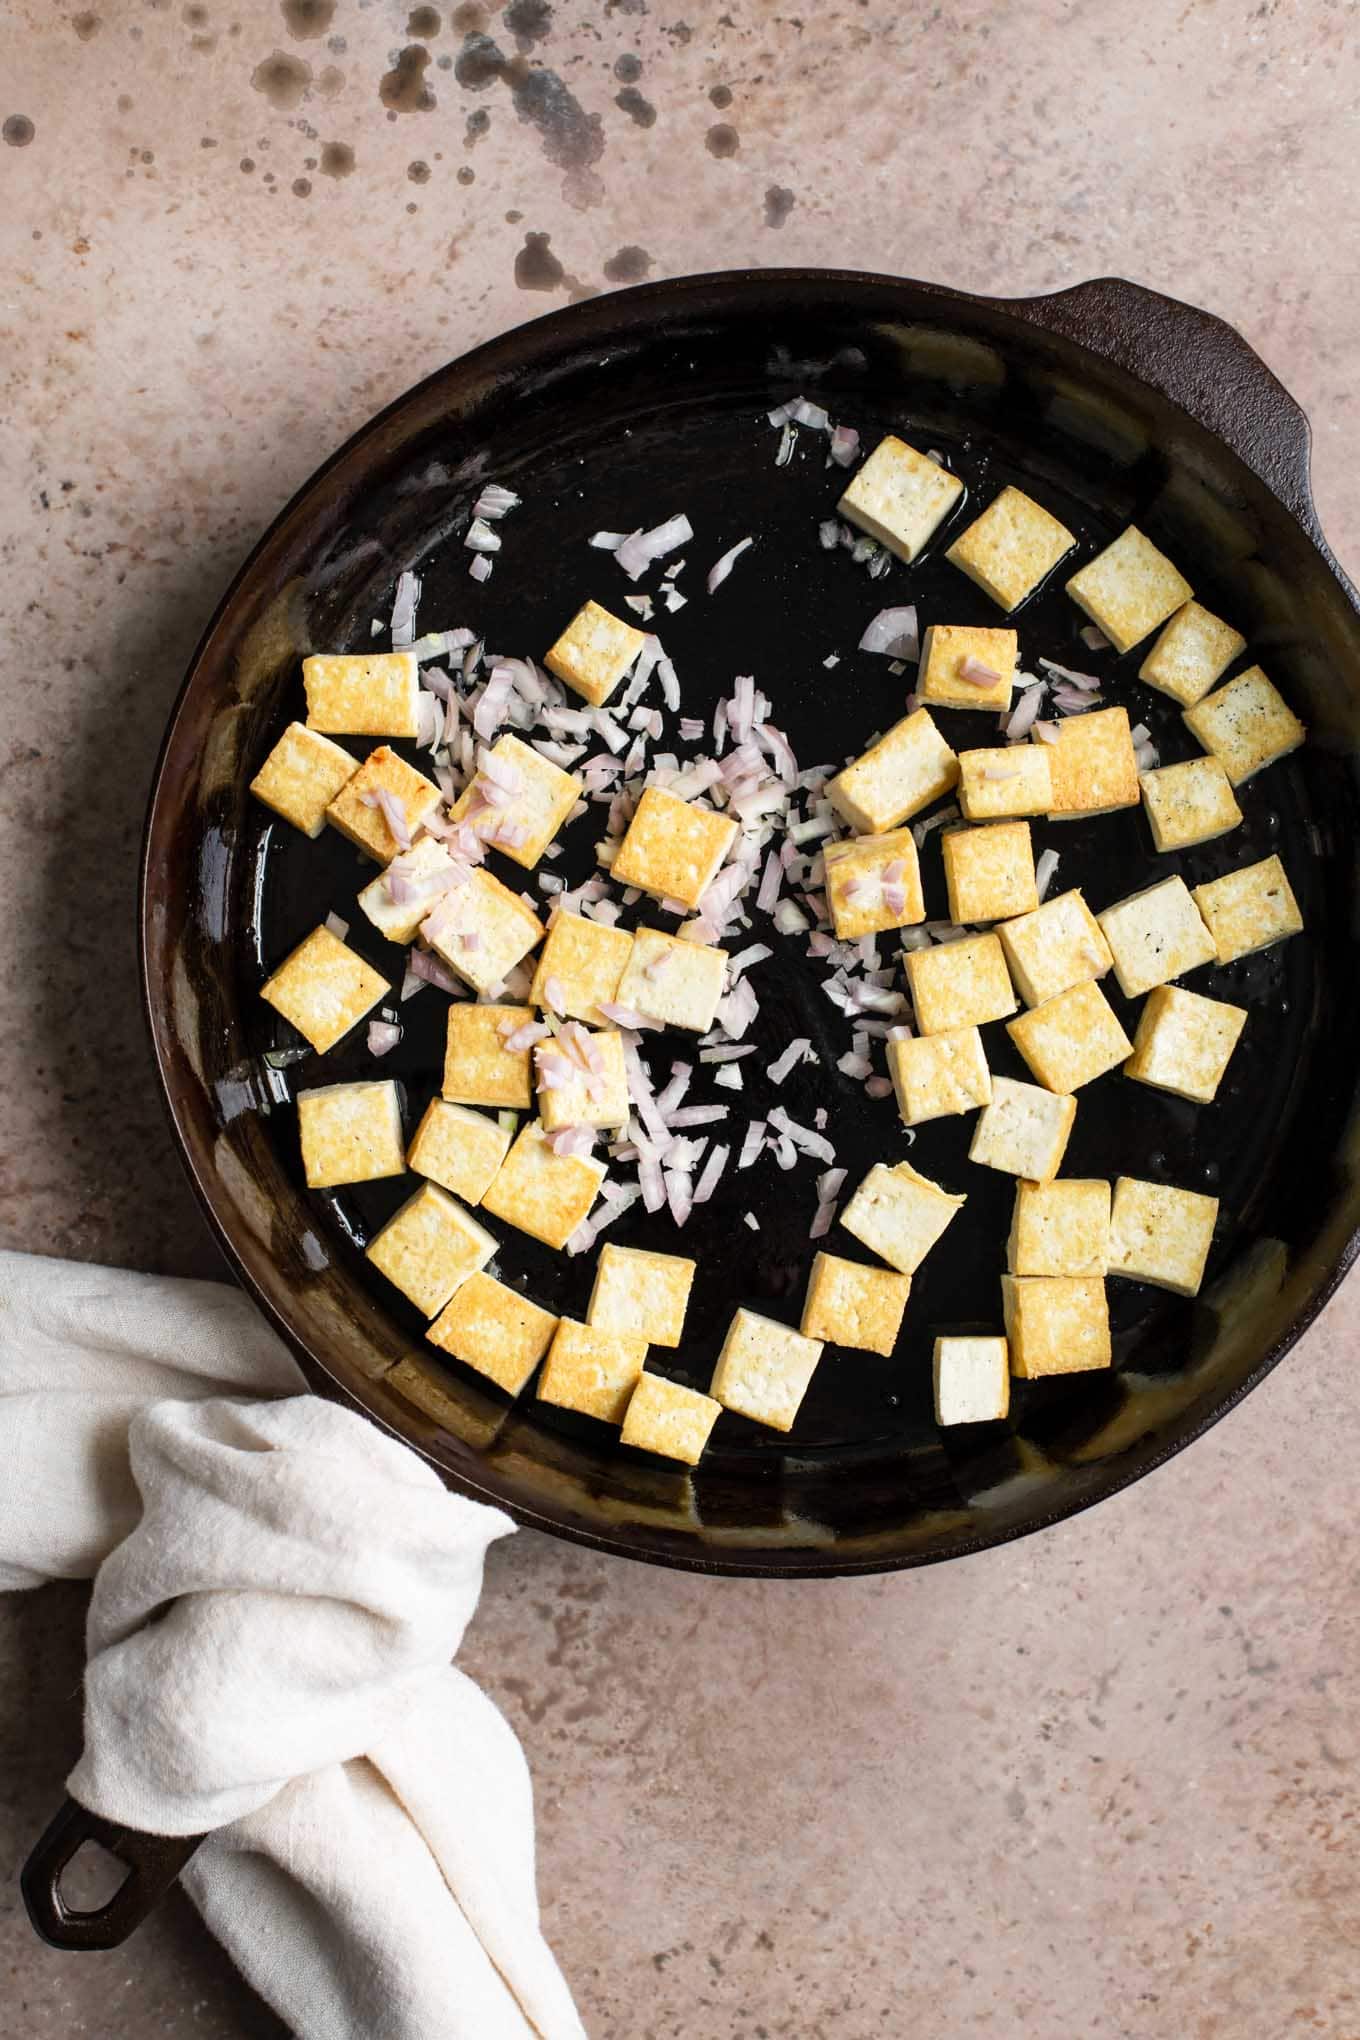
left=1000, top=275, right=1318, bottom=533
left=21, top=1797, right=207, bottom=1951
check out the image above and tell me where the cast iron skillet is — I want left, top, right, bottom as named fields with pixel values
left=25, top=271, right=1360, bottom=1949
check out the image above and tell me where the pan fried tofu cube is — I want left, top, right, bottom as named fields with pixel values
left=426, top=1270, right=558, bottom=1397
left=1108, top=1176, right=1218, bottom=1296
left=838, top=434, right=964, bottom=563
left=945, top=485, right=1076, bottom=612
left=406, top=1099, right=512, bottom=1204
left=303, top=651, right=420, bottom=739
left=297, top=1080, right=405, bottom=1189
left=261, top=924, right=388, bottom=1054
left=421, top=870, right=544, bottom=998
left=1140, top=755, right=1243, bottom=853
left=615, top=926, right=726, bottom=1032
left=533, top=1026, right=630, bottom=1131
left=610, top=787, right=739, bottom=911
left=443, top=1003, right=534, bottom=1110
left=366, top=1182, right=496, bottom=1318
left=531, top=911, right=634, bottom=1023
left=326, top=746, right=443, bottom=863
left=1002, top=1274, right=1111, bottom=1377
left=710, top=1307, right=824, bottom=1432
left=919, top=624, right=1018, bottom=713
left=800, top=1251, right=911, bottom=1357
left=481, top=1121, right=606, bottom=1249
left=588, top=1243, right=696, bottom=1348
left=1007, top=1178, right=1111, bottom=1278
left=903, top=931, right=1016, bottom=1035
left=969, top=1075, right=1076, bottom=1181
left=1097, top=876, right=1216, bottom=998
left=998, top=890, right=1112, bottom=1008
left=1042, top=706, right=1140, bottom=819
left=1006, top=980, right=1132, bottom=1093
left=448, top=733, right=582, bottom=870
left=1125, top=984, right=1247, bottom=1103
left=826, top=709, right=959, bottom=835
left=1182, top=666, right=1305, bottom=786
left=942, top=821, right=1038, bottom=924
left=933, top=1336, right=1010, bottom=1425
left=1065, top=525, right=1193, bottom=654
left=824, top=829, right=925, bottom=939
left=544, top=599, right=647, bottom=708
left=538, top=1318, right=649, bottom=1424
left=1192, top=854, right=1303, bottom=964
left=958, top=744, right=1053, bottom=822
left=620, top=1372, right=722, bottom=1465
left=251, top=722, right=358, bottom=837
left=1138, top=600, right=1246, bottom=706
left=888, top=1025, right=992, bottom=1126
left=358, top=836, right=468, bottom=945
left=840, top=1159, right=966, bottom=1275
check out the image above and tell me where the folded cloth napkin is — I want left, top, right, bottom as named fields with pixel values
left=0, top=1248, right=586, bottom=2040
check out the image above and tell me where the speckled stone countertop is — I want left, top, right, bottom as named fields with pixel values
left=3, top=3, right=1359, bottom=2034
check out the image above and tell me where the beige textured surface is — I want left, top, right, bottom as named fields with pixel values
left=2, top=0, right=1359, bottom=2033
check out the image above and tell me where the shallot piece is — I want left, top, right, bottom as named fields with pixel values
left=464, top=518, right=502, bottom=554
left=500, top=1018, right=551, bottom=1053
left=1033, top=721, right=1061, bottom=745
left=692, top=1142, right=731, bottom=1204
left=614, top=514, right=694, bottom=581
left=324, top=911, right=349, bottom=941
left=1038, top=658, right=1101, bottom=692
left=707, top=536, right=754, bottom=594
left=1006, top=682, right=1047, bottom=740
left=390, top=571, right=420, bottom=647
left=859, top=606, right=920, bottom=660
left=1035, top=849, right=1060, bottom=902
left=1079, top=624, right=1111, bottom=652
left=767, top=1037, right=811, bottom=1086
left=360, top=787, right=413, bottom=850
left=407, top=948, right=466, bottom=997
left=809, top=1199, right=838, bottom=1240
left=589, top=530, right=629, bottom=550
left=828, top=425, right=859, bottom=467
left=473, top=483, right=520, bottom=520
left=367, top=1020, right=402, bottom=1057
left=469, top=554, right=493, bottom=583
left=959, top=655, right=1002, bottom=687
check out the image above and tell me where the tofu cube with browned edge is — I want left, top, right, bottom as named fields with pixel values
left=261, top=924, right=389, bottom=1055
left=544, top=599, right=647, bottom=708
left=998, top=890, right=1113, bottom=1008
left=533, top=1025, right=630, bottom=1131
left=1108, top=1176, right=1218, bottom=1296
left=1125, top=985, right=1247, bottom=1104
left=250, top=722, right=358, bottom=837
left=588, top=1243, right=696, bottom=1348
left=888, top=1026, right=992, bottom=1126
left=1138, top=600, right=1246, bottom=706
left=620, top=1372, right=722, bottom=1464
left=1097, top=876, right=1216, bottom=999
left=615, top=927, right=726, bottom=1032
left=823, top=828, right=925, bottom=940
left=800, top=1251, right=911, bottom=1357
left=1007, top=1178, right=1111, bottom=1277
left=933, top=1336, right=1011, bottom=1425
left=481, top=1120, right=606, bottom=1249
left=297, top=1080, right=405, bottom=1190
left=1042, top=706, right=1140, bottom=819
left=826, top=709, right=959, bottom=835
left=538, top=1317, right=649, bottom=1424
left=358, top=836, right=470, bottom=946
left=303, top=651, right=421, bottom=738
left=448, top=733, right=583, bottom=869
left=1002, top=1275, right=1112, bottom=1377
left=443, top=1003, right=535, bottom=1111
left=710, top=1307, right=825, bottom=1432
left=422, top=869, right=545, bottom=997
left=840, top=1159, right=965, bottom=1274
left=1006, top=980, right=1132, bottom=1093
left=1065, top=525, right=1193, bottom=654
left=919, top=624, right=1018, bottom=714
left=837, top=434, right=964, bottom=563
left=531, top=911, right=634, bottom=1023
left=406, top=1099, right=512, bottom=1204
left=904, top=931, right=1017, bottom=1035
left=610, top=786, right=739, bottom=911
left=426, top=1270, right=558, bottom=1397
left=958, top=744, right=1053, bottom=822
left=365, top=1182, right=496, bottom=1318
left=945, top=485, right=1076, bottom=612
left=326, top=745, right=443, bottom=863
left=942, top=821, right=1038, bottom=924
left=1183, top=666, right=1305, bottom=786
left=969, top=1075, right=1075, bottom=1181
left=1140, top=755, right=1243, bottom=853
left=1192, top=854, right=1303, bottom=964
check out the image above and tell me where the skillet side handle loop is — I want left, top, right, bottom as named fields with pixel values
left=999, top=275, right=1319, bottom=535
left=20, top=1797, right=207, bottom=1952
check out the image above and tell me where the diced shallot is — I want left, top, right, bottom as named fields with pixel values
left=959, top=655, right=1002, bottom=686
left=767, top=1038, right=811, bottom=1085
left=828, top=425, right=859, bottom=467
left=1038, top=658, right=1102, bottom=691
left=692, top=1142, right=731, bottom=1203
left=1035, top=849, right=1060, bottom=901
left=707, top=536, right=754, bottom=594
left=366, top=1019, right=402, bottom=1057
left=614, top=514, right=694, bottom=581
left=1006, top=682, right=1047, bottom=740
left=859, top=606, right=919, bottom=660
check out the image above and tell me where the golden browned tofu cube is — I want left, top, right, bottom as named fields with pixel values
left=250, top=722, right=358, bottom=837
left=538, top=1317, right=648, bottom=1423
left=610, top=786, right=738, bottom=911
left=443, top=1003, right=534, bottom=1110
left=800, top=1251, right=911, bottom=1357
left=530, top=911, right=634, bottom=1023
left=933, top=1336, right=1010, bottom=1424
left=261, top=924, right=389, bottom=1055
left=919, top=624, right=1018, bottom=713
left=406, top=1098, right=512, bottom=1204
left=544, top=599, right=647, bottom=708
left=888, top=1026, right=991, bottom=1126
left=823, top=829, right=925, bottom=940
left=587, top=1243, right=696, bottom=1348
left=945, top=485, right=1076, bottom=612
left=998, top=889, right=1113, bottom=1008
left=297, top=1080, right=405, bottom=1190
left=302, top=651, right=420, bottom=738
left=1182, top=665, right=1306, bottom=786
left=1138, top=600, right=1245, bottom=706
left=1097, top=876, right=1216, bottom=999
left=1002, top=1274, right=1111, bottom=1377
left=1042, top=706, right=1140, bottom=819
left=957, top=744, right=1053, bottom=822
left=481, top=1121, right=606, bottom=1249
left=326, top=745, right=443, bottom=863
left=534, top=1026, right=630, bottom=1131
left=426, top=1270, right=558, bottom=1397
left=1192, top=854, right=1303, bottom=964
left=1139, top=755, right=1243, bottom=853
left=838, top=434, right=964, bottom=562
left=422, top=868, right=545, bottom=997
left=826, top=709, right=959, bottom=835
left=448, top=733, right=582, bottom=869
left=1007, top=1178, right=1110, bottom=1278
left=358, top=836, right=470, bottom=946
left=710, top=1307, right=824, bottom=1432
left=942, top=820, right=1038, bottom=925
left=839, top=1159, right=965, bottom=1274
left=366, top=1181, right=496, bottom=1318
left=1124, top=985, right=1247, bottom=1104
left=1006, top=980, right=1132, bottom=1093
left=903, top=931, right=1016, bottom=1035
left=615, top=927, right=726, bottom=1032
left=1065, top=526, right=1193, bottom=654
left=969, top=1075, right=1075, bottom=1181
left=1108, top=1176, right=1218, bottom=1296
left=619, top=1371, right=722, bottom=1464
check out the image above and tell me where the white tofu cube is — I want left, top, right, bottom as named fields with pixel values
left=531, top=911, right=634, bottom=1023
left=1108, top=1176, right=1219, bottom=1296
left=544, top=599, right=647, bottom=708
left=587, top=1243, right=696, bottom=1348
left=610, top=786, right=738, bottom=911
left=945, top=485, right=1076, bottom=612
left=1005, top=980, right=1132, bottom=1093
left=1192, top=854, right=1303, bottom=964
left=839, top=1159, right=965, bottom=1275
left=933, top=1336, right=1010, bottom=1425
left=968, top=1074, right=1076, bottom=1181
left=443, top=1003, right=535, bottom=1110
left=1183, top=666, right=1306, bottom=786
left=358, top=836, right=469, bottom=946
left=823, top=830, right=925, bottom=940
left=426, top=1269, right=558, bottom=1397
left=837, top=434, right=964, bottom=563
left=250, top=722, right=358, bottom=837
left=801, top=1251, right=911, bottom=1357
left=533, top=1025, right=630, bottom=1131
left=709, top=1307, right=825, bottom=1432
left=903, top=931, right=1017, bottom=1035
left=1138, top=600, right=1246, bottom=706
left=538, top=1317, right=649, bottom=1424
left=303, top=651, right=420, bottom=738
left=1001, top=1274, right=1111, bottom=1377
left=957, top=744, right=1053, bottom=822
left=1096, top=876, right=1216, bottom=999
left=261, top=924, right=389, bottom=1055
left=1065, top=525, right=1193, bottom=653
left=1042, top=706, right=1140, bottom=819
left=1125, top=985, right=1247, bottom=1104
left=1007, top=1178, right=1111, bottom=1278
left=406, top=1099, right=512, bottom=1204
left=919, top=624, right=1018, bottom=713
left=297, top=1080, right=405, bottom=1189
left=1139, top=755, right=1243, bottom=853
left=421, top=868, right=545, bottom=997
left=480, top=1121, right=606, bottom=1249
left=998, top=889, right=1113, bottom=1008
left=448, top=733, right=582, bottom=869
left=826, top=709, right=959, bottom=835
left=941, top=820, right=1038, bottom=924
left=615, top=926, right=726, bottom=1032
left=325, top=745, right=443, bottom=863
left=619, top=1372, right=722, bottom=1464
left=887, top=1026, right=992, bottom=1126
left=365, top=1182, right=496, bottom=1318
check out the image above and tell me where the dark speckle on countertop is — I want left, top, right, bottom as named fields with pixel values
left=514, top=229, right=564, bottom=290
left=504, top=0, right=553, bottom=48
left=407, top=4, right=443, bottom=36
left=603, top=244, right=651, bottom=282
left=250, top=51, right=312, bottom=109
left=614, top=52, right=642, bottom=81
left=615, top=86, right=655, bottom=127
left=380, top=45, right=437, bottom=112
left=764, top=184, right=796, bottom=227
left=279, top=0, right=336, bottom=39
left=706, top=121, right=739, bottom=157
left=3, top=114, right=36, bottom=147
left=708, top=82, right=732, bottom=107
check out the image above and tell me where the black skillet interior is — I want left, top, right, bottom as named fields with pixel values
left=157, top=274, right=1360, bottom=1571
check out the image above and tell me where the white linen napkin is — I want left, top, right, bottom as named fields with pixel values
left=0, top=1247, right=586, bottom=2040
